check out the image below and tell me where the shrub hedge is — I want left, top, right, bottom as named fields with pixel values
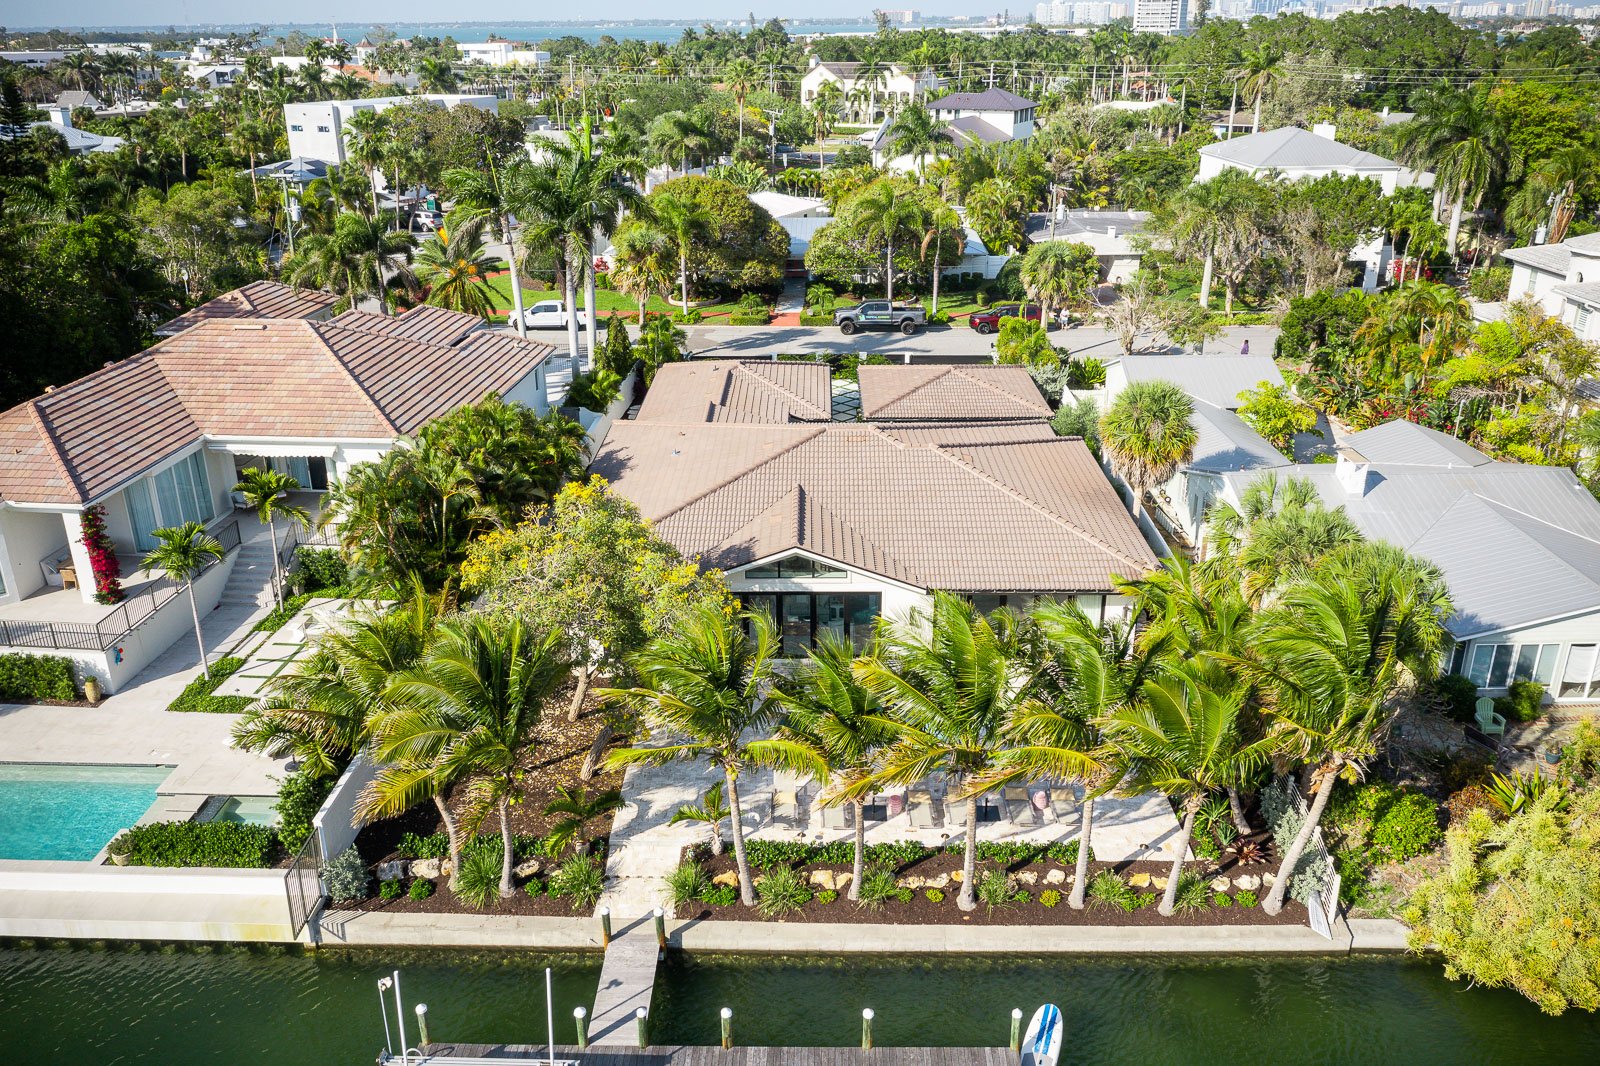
left=0, top=653, right=77, bottom=702
left=292, top=548, right=349, bottom=594
left=728, top=313, right=771, bottom=325
left=115, top=821, right=278, bottom=868
left=1495, top=679, right=1546, bottom=723
left=167, top=657, right=251, bottom=714
left=798, top=313, right=834, bottom=326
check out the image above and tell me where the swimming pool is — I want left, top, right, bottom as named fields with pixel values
left=198, top=795, right=279, bottom=826
left=0, top=763, right=173, bottom=861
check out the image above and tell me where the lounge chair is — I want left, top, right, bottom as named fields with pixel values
left=1003, top=787, right=1042, bottom=827
left=820, top=804, right=850, bottom=831
left=1475, top=697, right=1506, bottom=740
left=908, top=788, right=936, bottom=829
left=1048, top=787, right=1076, bottom=823
left=772, top=789, right=800, bottom=828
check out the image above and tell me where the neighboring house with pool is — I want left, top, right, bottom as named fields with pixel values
left=0, top=291, right=556, bottom=692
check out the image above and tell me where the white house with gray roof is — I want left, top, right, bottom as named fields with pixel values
left=873, top=87, right=1037, bottom=174
left=1503, top=232, right=1600, bottom=343
left=1216, top=420, right=1600, bottom=705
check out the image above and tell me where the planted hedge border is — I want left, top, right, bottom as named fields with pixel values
left=167, top=657, right=251, bottom=714
left=0, top=653, right=78, bottom=703
left=111, top=821, right=278, bottom=868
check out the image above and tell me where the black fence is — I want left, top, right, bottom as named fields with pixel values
left=285, top=830, right=325, bottom=940
left=0, top=517, right=242, bottom=653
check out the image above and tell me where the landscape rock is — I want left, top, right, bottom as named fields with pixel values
left=900, top=876, right=926, bottom=889
left=514, top=859, right=543, bottom=880
left=1262, top=872, right=1276, bottom=887
left=377, top=861, right=406, bottom=882
left=1151, top=876, right=1168, bottom=890
left=1128, top=872, right=1151, bottom=888
left=1043, top=869, right=1066, bottom=885
left=712, top=871, right=740, bottom=887
left=950, top=869, right=964, bottom=883
left=833, top=873, right=852, bottom=891
left=1210, top=876, right=1232, bottom=892
left=926, top=873, right=950, bottom=888
left=1016, top=871, right=1038, bottom=885
left=809, top=870, right=835, bottom=890
left=409, top=859, right=442, bottom=880
left=1235, top=874, right=1261, bottom=891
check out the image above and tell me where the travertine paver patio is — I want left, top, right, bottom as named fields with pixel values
left=212, top=598, right=379, bottom=699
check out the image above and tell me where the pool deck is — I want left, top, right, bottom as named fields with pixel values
left=415, top=1045, right=1014, bottom=1064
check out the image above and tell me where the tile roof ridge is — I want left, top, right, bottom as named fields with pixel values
left=935, top=439, right=1154, bottom=572
left=737, top=362, right=830, bottom=419
left=802, top=490, right=918, bottom=583
left=23, top=399, right=86, bottom=502
left=653, top=425, right=831, bottom=525
left=950, top=365, right=1043, bottom=411
left=306, top=320, right=402, bottom=433
left=864, top=365, right=949, bottom=417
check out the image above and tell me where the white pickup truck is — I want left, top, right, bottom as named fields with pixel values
left=507, top=300, right=591, bottom=330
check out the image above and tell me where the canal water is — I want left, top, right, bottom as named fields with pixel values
left=4, top=943, right=1598, bottom=1064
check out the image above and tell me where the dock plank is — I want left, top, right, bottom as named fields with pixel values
left=418, top=1044, right=1013, bottom=1064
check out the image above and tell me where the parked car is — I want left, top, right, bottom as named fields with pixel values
left=833, top=300, right=926, bottom=336
left=408, top=208, right=442, bottom=232
left=508, top=300, right=590, bottom=330
left=968, top=303, right=1044, bottom=335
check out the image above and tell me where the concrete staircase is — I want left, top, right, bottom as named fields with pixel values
left=218, top=517, right=281, bottom=610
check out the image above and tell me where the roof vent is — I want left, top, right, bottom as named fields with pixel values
left=1335, top=454, right=1375, bottom=497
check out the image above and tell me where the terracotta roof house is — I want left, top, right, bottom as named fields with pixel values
left=155, top=280, right=340, bottom=336
left=592, top=419, right=1160, bottom=653
left=635, top=361, right=833, bottom=424
left=0, top=299, right=554, bottom=689
left=856, top=365, right=1051, bottom=422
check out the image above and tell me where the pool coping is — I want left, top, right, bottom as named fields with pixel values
left=312, top=910, right=1413, bottom=956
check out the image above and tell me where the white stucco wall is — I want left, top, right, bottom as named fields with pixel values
left=0, top=508, right=70, bottom=604
left=1455, top=610, right=1600, bottom=702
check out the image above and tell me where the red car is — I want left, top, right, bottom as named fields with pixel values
left=968, top=303, right=1044, bottom=334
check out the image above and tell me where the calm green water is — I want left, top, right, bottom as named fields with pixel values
left=3, top=944, right=1596, bottom=1064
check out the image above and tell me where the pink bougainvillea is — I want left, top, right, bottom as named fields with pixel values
left=79, top=504, right=124, bottom=605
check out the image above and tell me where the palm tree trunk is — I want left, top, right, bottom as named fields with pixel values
left=1157, top=798, right=1201, bottom=917
left=267, top=514, right=283, bottom=611
left=1446, top=194, right=1465, bottom=259
left=932, top=240, right=942, bottom=313
left=584, top=252, right=599, bottom=366
left=435, top=795, right=464, bottom=891
left=1262, top=766, right=1339, bottom=916
left=187, top=583, right=208, bottom=679
left=957, top=793, right=979, bottom=911
left=726, top=768, right=756, bottom=906
left=1068, top=794, right=1094, bottom=910
left=849, top=799, right=865, bottom=902
left=1199, top=252, right=1214, bottom=309
left=1227, top=786, right=1251, bottom=837
left=505, top=213, right=527, bottom=338
left=885, top=239, right=894, bottom=301
left=580, top=720, right=612, bottom=782
left=497, top=795, right=516, bottom=898
left=568, top=663, right=592, bottom=722
left=679, top=250, right=690, bottom=313
left=1252, top=93, right=1263, bottom=135
left=563, top=256, right=582, bottom=378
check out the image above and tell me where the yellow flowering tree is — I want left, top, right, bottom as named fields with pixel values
left=462, top=477, right=729, bottom=777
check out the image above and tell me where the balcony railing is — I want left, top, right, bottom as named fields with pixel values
left=0, top=517, right=242, bottom=654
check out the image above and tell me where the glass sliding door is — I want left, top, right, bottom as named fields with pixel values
left=125, top=480, right=161, bottom=552
left=1561, top=645, right=1599, bottom=699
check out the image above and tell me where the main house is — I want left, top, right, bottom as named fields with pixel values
left=1502, top=231, right=1600, bottom=343
left=283, top=95, right=498, bottom=166
left=0, top=285, right=554, bottom=689
left=800, top=59, right=941, bottom=118
left=874, top=87, right=1038, bottom=173
left=597, top=360, right=1160, bottom=651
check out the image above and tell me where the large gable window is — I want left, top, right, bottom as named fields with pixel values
left=742, top=555, right=847, bottom=580
left=740, top=591, right=879, bottom=655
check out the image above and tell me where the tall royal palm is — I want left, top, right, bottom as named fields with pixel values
left=1164, top=169, right=1258, bottom=311
left=445, top=158, right=531, bottom=337
left=233, top=466, right=310, bottom=611
left=382, top=617, right=571, bottom=899
left=1103, top=660, right=1275, bottom=916
left=1238, top=47, right=1283, bottom=134
left=919, top=199, right=964, bottom=314
left=1243, top=541, right=1452, bottom=915
left=602, top=602, right=788, bottom=907
left=1397, top=86, right=1510, bottom=258
left=856, top=180, right=927, bottom=301
left=340, top=108, right=388, bottom=219
left=723, top=57, right=760, bottom=140
left=884, top=105, right=952, bottom=179
left=851, top=592, right=1037, bottom=912
left=143, top=522, right=226, bottom=680
left=1099, top=380, right=1197, bottom=519
left=773, top=634, right=894, bottom=903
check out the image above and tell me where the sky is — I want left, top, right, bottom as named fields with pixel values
left=1, top=3, right=976, bottom=31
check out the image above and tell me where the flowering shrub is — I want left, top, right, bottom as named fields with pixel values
left=79, top=505, right=123, bottom=604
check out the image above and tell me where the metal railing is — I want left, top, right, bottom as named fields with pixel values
left=0, top=517, right=242, bottom=654
left=284, top=829, right=326, bottom=940
left=278, top=521, right=341, bottom=569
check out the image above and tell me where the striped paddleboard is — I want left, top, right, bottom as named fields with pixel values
left=1020, top=1003, right=1063, bottom=1066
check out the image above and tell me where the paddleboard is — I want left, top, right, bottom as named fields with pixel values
left=1020, top=1002, right=1063, bottom=1066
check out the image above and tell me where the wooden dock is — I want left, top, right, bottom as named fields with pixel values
left=414, top=1044, right=1014, bottom=1064
left=588, top=919, right=662, bottom=1045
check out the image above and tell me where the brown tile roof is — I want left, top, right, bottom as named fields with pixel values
left=857, top=365, right=1052, bottom=422
left=636, top=360, right=832, bottom=423
left=592, top=421, right=1157, bottom=593
left=0, top=309, right=554, bottom=506
left=156, top=281, right=339, bottom=335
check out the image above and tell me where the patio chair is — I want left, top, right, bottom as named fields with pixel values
left=772, top=789, right=801, bottom=828
left=1003, top=786, right=1042, bottom=827
left=820, top=803, right=850, bottom=831
left=1475, top=697, right=1507, bottom=740
left=1048, top=786, right=1076, bottom=823
left=908, top=788, right=937, bottom=829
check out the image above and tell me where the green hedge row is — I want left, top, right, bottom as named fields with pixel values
left=168, top=657, right=251, bottom=714
left=0, top=653, right=77, bottom=702
left=798, top=314, right=834, bottom=326
left=111, top=821, right=278, bottom=868
left=728, top=313, right=770, bottom=326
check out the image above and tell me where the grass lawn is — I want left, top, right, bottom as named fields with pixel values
left=484, top=275, right=745, bottom=319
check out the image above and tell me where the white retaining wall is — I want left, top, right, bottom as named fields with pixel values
left=314, top=751, right=380, bottom=860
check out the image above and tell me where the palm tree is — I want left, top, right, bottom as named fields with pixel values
left=773, top=634, right=894, bottom=903
left=414, top=217, right=499, bottom=319
left=1397, top=86, right=1510, bottom=258
left=633, top=192, right=712, bottom=314
left=1103, top=661, right=1274, bottom=915
left=1242, top=541, right=1452, bottom=915
left=884, top=105, right=951, bottom=178
left=919, top=199, right=963, bottom=314
left=382, top=617, right=571, bottom=898
left=143, top=522, right=226, bottom=680
left=282, top=212, right=416, bottom=315
left=602, top=602, right=788, bottom=907
left=543, top=785, right=625, bottom=854
left=996, top=602, right=1153, bottom=909
left=1018, top=241, right=1096, bottom=326
left=648, top=110, right=713, bottom=176
left=611, top=221, right=674, bottom=322
left=340, top=107, right=388, bottom=218
left=1237, top=47, right=1283, bottom=135
left=1203, top=474, right=1362, bottom=606
left=856, top=180, right=927, bottom=301
left=445, top=158, right=531, bottom=337
left=233, top=467, right=310, bottom=611
left=668, top=781, right=731, bottom=856
left=850, top=592, right=1037, bottom=912
left=1099, top=380, right=1197, bottom=519
left=1164, top=169, right=1260, bottom=311
left=723, top=57, right=760, bottom=140
left=417, top=57, right=458, bottom=93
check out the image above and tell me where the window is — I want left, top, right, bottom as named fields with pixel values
left=1468, top=641, right=1563, bottom=689
left=316, top=124, right=330, bottom=132
left=739, top=591, right=880, bottom=654
left=1561, top=645, right=1600, bottom=699
left=142, top=451, right=214, bottom=543
left=289, top=123, right=303, bottom=131
left=743, top=555, right=846, bottom=580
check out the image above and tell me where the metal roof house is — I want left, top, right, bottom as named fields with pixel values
left=1217, top=421, right=1600, bottom=705
left=1502, top=232, right=1600, bottom=345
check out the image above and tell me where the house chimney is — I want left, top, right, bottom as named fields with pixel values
left=1311, top=122, right=1337, bottom=142
left=46, top=105, right=72, bottom=129
left=1335, top=455, right=1374, bottom=497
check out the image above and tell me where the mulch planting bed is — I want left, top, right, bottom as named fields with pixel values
left=679, top=847, right=1306, bottom=927
left=337, top=680, right=623, bottom=917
